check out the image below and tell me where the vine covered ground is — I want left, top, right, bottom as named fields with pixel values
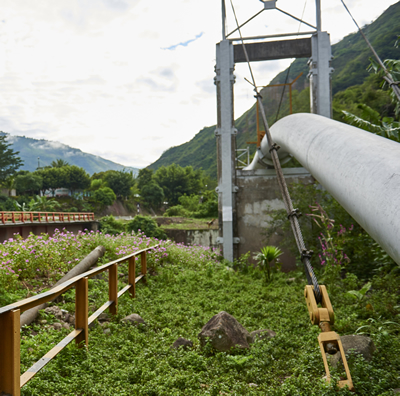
left=0, top=230, right=399, bottom=395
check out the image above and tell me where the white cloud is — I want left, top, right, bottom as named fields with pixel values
left=0, top=0, right=396, bottom=169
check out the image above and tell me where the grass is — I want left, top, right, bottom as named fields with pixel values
left=10, top=242, right=400, bottom=395
left=157, top=217, right=217, bottom=230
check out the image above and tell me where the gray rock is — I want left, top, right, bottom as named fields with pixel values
left=68, top=315, right=75, bottom=325
left=53, top=323, right=62, bottom=330
left=329, top=335, right=376, bottom=367
left=172, top=337, right=193, bottom=350
left=98, top=313, right=110, bottom=323
left=103, top=328, right=111, bottom=335
left=44, top=306, right=63, bottom=319
left=62, top=323, right=70, bottom=330
left=39, top=320, right=47, bottom=325
left=121, top=314, right=146, bottom=326
left=250, top=329, right=276, bottom=342
left=198, top=311, right=252, bottom=352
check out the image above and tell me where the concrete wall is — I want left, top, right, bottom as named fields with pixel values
left=0, top=221, right=98, bottom=242
left=164, top=229, right=219, bottom=250
left=236, top=167, right=313, bottom=271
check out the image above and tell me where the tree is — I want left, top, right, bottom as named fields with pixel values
left=0, top=134, right=23, bottom=183
left=140, top=182, right=164, bottom=209
left=93, top=187, right=116, bottom=208
left=34, top=167, right=68, bottom=196
left=104, top=170, right=135, bottom=199
left=137, top=168, right=154, bottom=190
left=153, top=164, right=204, bottom=206
left=14, top=173, right=43, bottom=196
left=65, top=166, right=90, bottom=194
left=51, top=158, right=70, bottom=168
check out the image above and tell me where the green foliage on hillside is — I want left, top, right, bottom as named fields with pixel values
left=148, top=2, right=400, bottom=179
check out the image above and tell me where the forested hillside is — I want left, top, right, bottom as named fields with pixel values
left=148, top=1, right=400, bottom=178
left=0, top=132, right=139, bottom=176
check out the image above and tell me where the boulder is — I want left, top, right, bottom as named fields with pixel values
left=250, top=329, right=276, bottom=342
left=172, top=337, right=193, bottom=350
left=121, top=314, right=146, bottom=326
left=329, top=334, right=376, bottom=367
left=198, top=311, right=252, bottom=352
left=44, top=306, right=63, bottom=319
left=53, top=323, right=62, bottom=330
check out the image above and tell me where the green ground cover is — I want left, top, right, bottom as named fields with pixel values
left=2, top=232, right=397, bottom=395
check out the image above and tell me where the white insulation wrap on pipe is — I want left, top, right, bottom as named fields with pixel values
left=245, top=113, right=400, bottom=265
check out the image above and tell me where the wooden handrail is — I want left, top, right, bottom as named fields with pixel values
left=0, top=211, right=95, bottom=225
left=0, top=244, right=159, bottom=395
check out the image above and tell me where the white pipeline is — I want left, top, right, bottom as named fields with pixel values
left=245, top=113, right=400, bottom=265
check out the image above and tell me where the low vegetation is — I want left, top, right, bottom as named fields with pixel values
left=0, top=227, right=399, bottom=395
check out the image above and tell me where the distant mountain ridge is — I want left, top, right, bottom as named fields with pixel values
left=1, top=132, right=139, bottom=176
left=148, top=1, right=400, bottom=178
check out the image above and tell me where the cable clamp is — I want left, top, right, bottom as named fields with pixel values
left=269, top=143, right=280, bottom=153
left=287, top=208, right=302, bottom=219
left=301, top=249, right=314, bottom=261
left=254, top=92, right=263, bottom=100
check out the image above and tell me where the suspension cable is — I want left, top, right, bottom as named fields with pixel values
left=229, top=0, right=321, bottom=302
left=340, top=0, right=400, bottom=102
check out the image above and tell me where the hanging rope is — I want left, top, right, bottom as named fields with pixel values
left=340, top=0, right=400, bottom=102
left=229, top=0, right=321, bottom=302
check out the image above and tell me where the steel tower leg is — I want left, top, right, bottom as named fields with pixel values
left=215, top=39, right=237, bottom=262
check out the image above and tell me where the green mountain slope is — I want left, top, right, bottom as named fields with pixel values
left=1, top=132, right=139, bottom=176
left=148, top=1, right=400, bottom=179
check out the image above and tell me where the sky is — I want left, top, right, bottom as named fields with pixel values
left=0, top=0, right=397, bottom=169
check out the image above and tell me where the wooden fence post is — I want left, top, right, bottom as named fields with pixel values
left=75, top=277, right=88, bottom=347
left=0, top=309, right=21, bottom=396
left=128, top=256, right=136, bottom=298
left=141, top=251, right=147, bottom=284
left=109, top=264, right=118, bottom=315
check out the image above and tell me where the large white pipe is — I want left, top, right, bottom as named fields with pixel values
left=245, top=113, right=400, bottom=265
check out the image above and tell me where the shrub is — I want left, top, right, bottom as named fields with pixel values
left=99, top=215, right=126, bottom=235
left=127, top=215, right=167, bottom=240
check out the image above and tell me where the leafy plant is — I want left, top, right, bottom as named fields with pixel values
left=255, top=246, right=282, bottom=282
left=126, top=215, right=167, bottom=240
left=346, top=282, right=372, bottom=306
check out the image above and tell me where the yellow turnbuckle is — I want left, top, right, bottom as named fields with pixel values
left=304, top=285, right=354, bottom=391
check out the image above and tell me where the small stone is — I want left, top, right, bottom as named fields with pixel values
left=172, top=337, right=193, bottom=350
left=64, top=313, right=70, bottom=323
left=329, top=335, right=376, bottom=367
left=62, top=323, right=70, bottom=330
left=39, top=320, right=47, bottom=325
left=287, top=278, right=296, bottom=282
left=121, top=314, right=146, bottom=326
left=248, top=383, right=258, bottom=388
left=98, top=313, right=109, bottom=323
left=198, top=311, right=252, bottom=352
left=68, top=315, right=75, bottom=325
left=53, top=323, right=62, bottom=330
left=44, top=306, right=63, bottom=319
left=103, top=328, right=111, bottom=335
left=250, top=329, right=276, bottom=343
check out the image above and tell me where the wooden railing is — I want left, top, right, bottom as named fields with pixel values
left=0, top=245, right=158, bottom=396
left=0, top=211, right=95, bottom=224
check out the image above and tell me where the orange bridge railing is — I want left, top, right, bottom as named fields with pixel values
left=0, top=211, right=95, bottom=224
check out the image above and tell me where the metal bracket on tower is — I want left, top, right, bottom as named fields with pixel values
left=216, top=237, right=240, bottom=244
